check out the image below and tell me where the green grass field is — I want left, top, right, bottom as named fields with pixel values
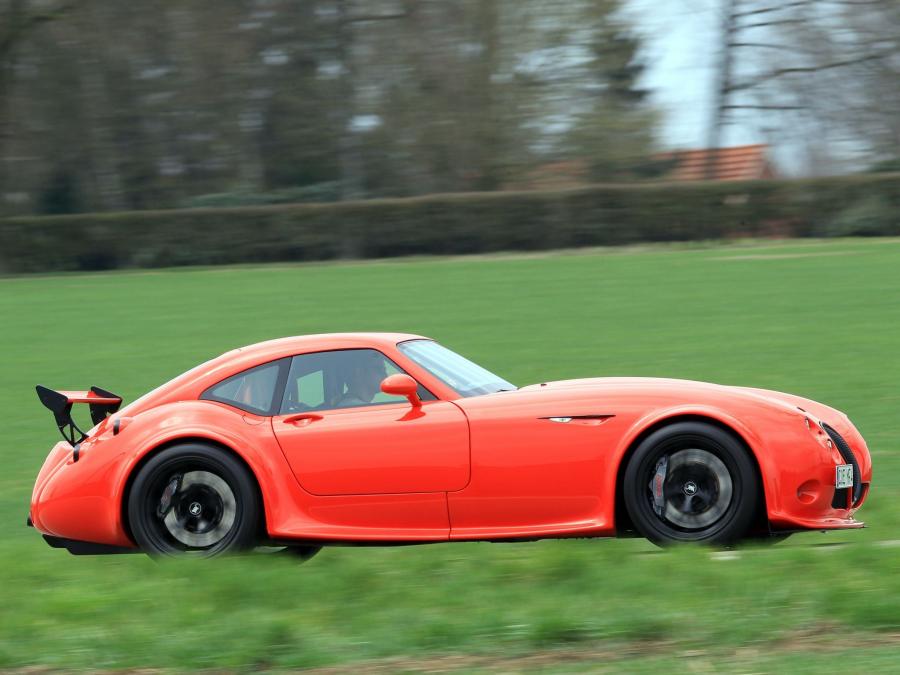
left=1, top=238, right=899, bottom=672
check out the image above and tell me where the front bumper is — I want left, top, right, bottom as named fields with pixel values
left=767, top=415, right=871, bottom=532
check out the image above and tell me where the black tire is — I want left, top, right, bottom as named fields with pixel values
left=127, top=443, right=261, bottom=557
left=623, top=422, right=759, bottom=546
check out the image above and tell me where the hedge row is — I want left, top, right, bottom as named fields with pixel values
left=1, top=174, right=898, bottom=274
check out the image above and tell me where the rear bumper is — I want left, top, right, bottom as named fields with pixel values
left=30, top=440, right=135, bottom=548
left=29, top=510, right=136, bottom=554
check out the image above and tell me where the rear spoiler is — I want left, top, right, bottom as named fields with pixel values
left=35, top=385, right=123, bottom=445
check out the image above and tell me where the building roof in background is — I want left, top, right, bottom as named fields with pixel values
left=658, top=144, right=775, bottom=181
left=506, top=144, right=777, bottom=191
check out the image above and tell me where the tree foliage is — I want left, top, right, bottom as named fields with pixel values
left=0, top=0, right=657, bottom=216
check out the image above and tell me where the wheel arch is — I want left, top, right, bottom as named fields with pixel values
left=612, top=411, right=770, bottom=537
left=119, top=435, right=267, bottom=546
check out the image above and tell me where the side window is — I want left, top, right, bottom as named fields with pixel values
left=280, top=349, right=435, bottom=413
left=201, top=359, right=287, bottom=415
left=297, top=370, right=325, bottom=408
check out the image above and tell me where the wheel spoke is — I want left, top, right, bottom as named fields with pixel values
left=161, top=471, right=237, bottom=548
left=659, top=449, right=734, bottom=531
left=694, top=487, right=713, bottom=509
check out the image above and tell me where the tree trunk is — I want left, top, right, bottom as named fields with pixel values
left=334, top=0, right=365, bottom=202
left=0, top=0, right=27, bottom=212
left=77, top=1, right=126, bottom=211
left=473, top=0, right=501, bottom=191
left=0, top=50, right=12, bottom=210
left=706, top=0, right=739, bottom=179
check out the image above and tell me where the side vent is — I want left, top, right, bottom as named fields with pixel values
left=541, top=415, right=614, bottom=426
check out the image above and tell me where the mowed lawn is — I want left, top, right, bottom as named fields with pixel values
left=1, top=238, right=899, bottom=672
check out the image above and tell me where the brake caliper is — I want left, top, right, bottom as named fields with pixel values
left=650, top=456, right=668, bottom=517
left=157, top=475, right=182, bottom=518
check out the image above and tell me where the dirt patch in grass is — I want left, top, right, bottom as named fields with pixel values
left=304, top=628, right=900, bottom=674
left=709, top=251, right=852, bottom=261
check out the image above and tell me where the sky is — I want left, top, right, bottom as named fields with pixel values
left=626, top=0, right=762, bottom=151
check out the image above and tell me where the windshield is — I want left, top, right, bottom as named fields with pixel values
left=398, top=340, right=516, bottom=397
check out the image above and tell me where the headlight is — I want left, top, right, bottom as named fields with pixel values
left=804, top=416, right=833, bottom=450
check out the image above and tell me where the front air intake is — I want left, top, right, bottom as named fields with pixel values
left=822, top=423, right=862, bottom=505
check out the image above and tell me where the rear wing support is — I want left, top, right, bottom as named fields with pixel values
left=35, top=385, right=123, bottom=446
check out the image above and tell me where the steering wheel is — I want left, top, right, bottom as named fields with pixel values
left=283, top=386, right=312, bottom=414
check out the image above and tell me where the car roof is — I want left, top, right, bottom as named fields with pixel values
left=120, top=333, right=434, bottom=416
left=233, top=332, right=430, bottom=361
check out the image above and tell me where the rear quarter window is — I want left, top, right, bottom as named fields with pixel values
left=200, top=359, right=288, bottom=415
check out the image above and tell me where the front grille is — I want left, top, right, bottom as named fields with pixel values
left=854, top=483, right=869, bottom=508
left=822, top=423, right=862, bottom=505
left=831, top=487, right=850, bottom=509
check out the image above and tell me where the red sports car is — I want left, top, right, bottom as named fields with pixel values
left=29, top=333, right=871, bottom=557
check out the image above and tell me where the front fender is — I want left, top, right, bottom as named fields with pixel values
left=607, top=403, right=798, bottom=528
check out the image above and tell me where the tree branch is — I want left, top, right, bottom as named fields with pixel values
left=726, top=51, right=894, bottom=93
left=722, top=104, right=806, bottom=110
left=735, top=0, right=890, bottom=18
left=733, top=1, right=812, bottom=20
left=1, top=1, right=77, bottom=60
left=25, top=1, right=77, bottom=26
left=739, top=18, right=807, bottom=30
left=728, top=42, right=797, bottom=52
left=345, top=13, right=407, bottom=23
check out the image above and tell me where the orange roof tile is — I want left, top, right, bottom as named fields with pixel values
left=658, top=144, right=774, bottom=182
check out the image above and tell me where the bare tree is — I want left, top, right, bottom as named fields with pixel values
left=705, top=0, right=899, bottom=174
left=0, top=0, right=73, bottom=211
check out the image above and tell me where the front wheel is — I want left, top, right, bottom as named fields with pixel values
left=127, top=443, right=261, bottom=557
left=623, top=422, right=759, bottom=546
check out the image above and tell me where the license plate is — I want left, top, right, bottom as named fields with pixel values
left=836, top=464, right=854, bottom=489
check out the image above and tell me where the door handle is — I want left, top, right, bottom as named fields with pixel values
left=282, top=413, right=323, bottom=426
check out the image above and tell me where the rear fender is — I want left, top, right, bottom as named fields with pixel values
left=114, top=401, right=301, bottom=540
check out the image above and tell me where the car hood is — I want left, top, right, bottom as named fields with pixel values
left=517, top=377, right=844, bottom=421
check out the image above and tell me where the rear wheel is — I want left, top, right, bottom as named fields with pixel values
left=128, top=443, right=260, bottom=557
left=623, top=422, right=759, bottom=546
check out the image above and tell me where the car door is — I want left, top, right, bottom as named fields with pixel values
left=271, top=349, right=470, bottom=496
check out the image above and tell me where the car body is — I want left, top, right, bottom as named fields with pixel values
left=29, top=333, right=872, bottom=556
